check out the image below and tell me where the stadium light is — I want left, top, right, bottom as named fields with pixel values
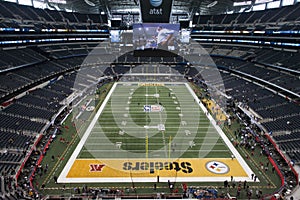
left=207, top=1, right=218, bottom=8
left=84, top=0, right=96, bottom=7
left=115, top=8, right=140, bottom=13
left=234, top=1, right=252, bottom=6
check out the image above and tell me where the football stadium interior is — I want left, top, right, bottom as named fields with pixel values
left=0, top=0, right=299, bottom=199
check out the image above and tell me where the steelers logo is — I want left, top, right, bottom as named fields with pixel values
left=206, top=161, right=229, bottom=174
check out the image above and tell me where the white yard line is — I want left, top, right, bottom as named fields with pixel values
left=82, top=149, right=228, bottom=152
left=145, top=85, right=149, bottom=159
left=85, top=143, right=226, bottom=146
left=57, top=177, right=252, bottom=183
left=92, top=126, right=216, bottom=128
left=155, top=86, right=168, bottom=158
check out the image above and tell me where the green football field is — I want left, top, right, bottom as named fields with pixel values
left=37, top=82, right=281, bottom=197
left=77, top=83, right=232, bottom=160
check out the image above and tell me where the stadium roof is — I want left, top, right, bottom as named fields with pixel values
left=9, top=0, right=298, bottom=18
left=49, top=0, right=252, bottom=15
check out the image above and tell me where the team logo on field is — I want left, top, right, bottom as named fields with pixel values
left=144, top=105, right=164, bottom=112
left=205, top=161, right=229, bottom=174
left=90, top=164, right=105, bottom=172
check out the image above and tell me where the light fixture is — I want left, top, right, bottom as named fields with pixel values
left=207, top=1, right=218, bottom=8
left=84, top=0, right=96, bottom=7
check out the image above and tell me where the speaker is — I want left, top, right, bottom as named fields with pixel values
left=111, top=19, right=121, bottom=28
left=180, top=20, right=190, bottom=29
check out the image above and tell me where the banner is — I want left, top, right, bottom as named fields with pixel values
left=140, top=0, right=173, bottom=23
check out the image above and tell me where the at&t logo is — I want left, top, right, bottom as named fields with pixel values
left=150, top=0, right=163, bottom=7
left=149, top=0, right=163, bottom=15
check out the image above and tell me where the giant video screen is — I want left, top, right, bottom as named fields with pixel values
left=133, top=23, right=180, bottom=57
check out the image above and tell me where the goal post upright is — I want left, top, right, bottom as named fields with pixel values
left=145, top=134, right=148, bottom=160
left=169, top=135, right=172, bottom=159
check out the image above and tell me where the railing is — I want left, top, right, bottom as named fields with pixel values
left=265, top=133, right=299, bottom=186
left=15, top=133, right=43, bottom=185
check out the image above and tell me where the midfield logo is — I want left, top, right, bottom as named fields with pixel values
left=90, top=164, right=105, bottom=172
left=144, top=105, right=164, bottom=112
left=144, top=105, right=151, bottom=112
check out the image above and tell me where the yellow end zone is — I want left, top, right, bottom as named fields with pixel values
left=66, top=158, right=248, bottom=179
